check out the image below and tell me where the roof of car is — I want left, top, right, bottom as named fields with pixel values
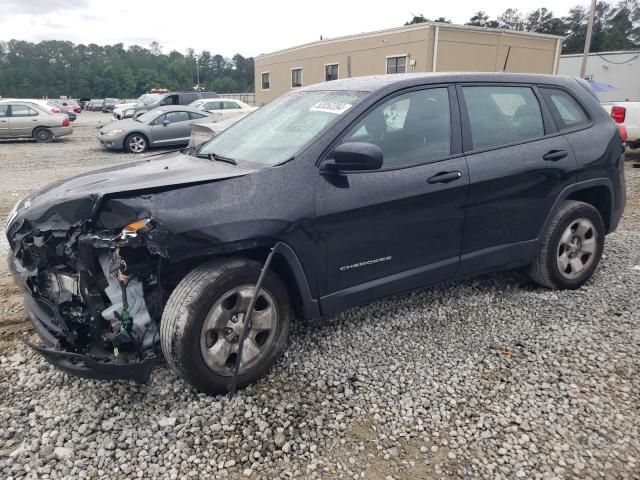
left=301, top=73, right=579, bottom=93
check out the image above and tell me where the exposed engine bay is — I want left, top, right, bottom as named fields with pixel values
left=8, top=215, right=167, bottom=381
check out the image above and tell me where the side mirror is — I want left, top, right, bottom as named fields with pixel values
left=321, top=142, right=383, bottom=174
left=162, top=119, right=170, bottom=126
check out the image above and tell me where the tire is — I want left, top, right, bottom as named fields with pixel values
left=529, top=200, right=605, bottom=289
left=161, top=258, right=291, bottom=394
left=33, top=127, right=53, bottom=143
left=124, top=133, right=148, bottom=154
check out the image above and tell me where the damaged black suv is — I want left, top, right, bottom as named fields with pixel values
left=6, top=73, right=626, bottom=394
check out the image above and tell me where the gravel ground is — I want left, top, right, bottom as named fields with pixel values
left=0, top=114, right=639, bottom=479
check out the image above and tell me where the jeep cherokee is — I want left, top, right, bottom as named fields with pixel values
left=5, top=73, right=626, bottom=394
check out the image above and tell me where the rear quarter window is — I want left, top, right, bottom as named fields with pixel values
left=540, top=88, right=589, bottom=131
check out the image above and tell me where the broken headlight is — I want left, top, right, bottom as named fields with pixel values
left=120, top=218, right=154, bottom=239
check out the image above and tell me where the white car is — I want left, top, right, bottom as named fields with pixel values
left=602, top=102, right=640, bottom=150
left=188, top=98, right=257, bottom=122
left=113, top=93, right=163, bottom=120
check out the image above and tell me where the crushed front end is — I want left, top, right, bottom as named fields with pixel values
left=6, top=198, right=165, bottom=383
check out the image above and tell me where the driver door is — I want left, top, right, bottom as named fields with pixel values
left=314, top=86, right=469, bottom=314
left=150, top=111, right=192, bottom=144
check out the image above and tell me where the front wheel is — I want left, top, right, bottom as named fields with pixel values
left=124, top=133, right=148, bottom=153
left=160, top=258, right=291, bottom=394
left=529, top=200, right=605, bottom=289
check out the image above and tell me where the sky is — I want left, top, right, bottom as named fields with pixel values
left=1, top=0, right=607, bottom=57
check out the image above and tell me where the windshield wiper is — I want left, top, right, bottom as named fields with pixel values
left=196, top=152, right=237, bottom=165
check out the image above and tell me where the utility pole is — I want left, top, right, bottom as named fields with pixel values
left=580, top=0, right=597, bottom=78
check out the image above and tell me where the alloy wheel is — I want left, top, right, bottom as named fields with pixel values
left=556, top=218, right=598, bottom=280
left=199, top=285, right=279, bottom=376
left=128, top=135, right=146, bottom=153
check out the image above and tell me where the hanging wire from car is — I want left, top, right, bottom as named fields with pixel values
left=228, top=242, right=285, bottom=397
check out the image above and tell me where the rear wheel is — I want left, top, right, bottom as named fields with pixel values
left=124, top=133, right=148, bottom=153
left=33, top=127, right=53, bottom=143
left=529, top=200, right=605, bottom=289
left=160, top=258, right=291, bottom=394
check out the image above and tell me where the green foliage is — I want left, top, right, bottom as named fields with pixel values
left=0, top=40, right=254, bottom=98
left=463, top=1, right=640, bottom=53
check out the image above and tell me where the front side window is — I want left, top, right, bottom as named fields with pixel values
left=0, top=105, right=8, bottom=117
left=200, top=90, right=368, bottom=166
left=540, top=88, right=589, bottom=130
left=291, top=68, right=302, bottom=88
left=386, top=56, right=406, bottom=74
left=203, top=101, right=222, bottom=110
left=11, top=105, right=38, bottom=117
left=462, top=86, right=544, bottom=149
left=342, top=88, right=451, bottom=168
left=164, top=111, right=190, bottom=124
left=261, top=72, right=270, bottom=90
left=326, top=64, right=339, bottom=81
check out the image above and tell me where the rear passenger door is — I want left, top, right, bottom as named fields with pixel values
left=457, top=84, right=577, bottom=276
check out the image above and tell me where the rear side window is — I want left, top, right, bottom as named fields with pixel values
left=462, top=86, right=544, bottom=149
left=11, top=105, right=39, bottom=117
left=540, top=88, right=589, bottom=131
left=0, top=105, right=8, bottom=117
left=189, top=112, right=206, bottom=119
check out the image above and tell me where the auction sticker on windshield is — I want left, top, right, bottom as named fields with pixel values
left=310, top=101, right=352, bottom=115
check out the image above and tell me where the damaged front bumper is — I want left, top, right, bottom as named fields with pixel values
left=7, top=221, right=163, bottom=384
left=20, top=292, right=156, bottom=383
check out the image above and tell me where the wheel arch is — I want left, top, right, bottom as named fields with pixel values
left=166, top=241, right=320, bottom=322
left=541, top=179, right=615, bottom=240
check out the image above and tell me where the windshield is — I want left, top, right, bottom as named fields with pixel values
left=138, top=93, right=162, bottom=106
left=199, top=90, right=367, bottom=165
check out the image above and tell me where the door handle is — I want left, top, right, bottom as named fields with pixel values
left=543, top=150, right=568, bottom=161
left=427, top=171, right=462, bottom=184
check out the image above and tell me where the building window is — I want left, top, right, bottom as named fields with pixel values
left=291, top=68, right=302, bottom=88
left=325, top=64, right=339, bottom=81
left=261, top=72, right=270, bottom=90
left=386, top=56, right=407, bottom=74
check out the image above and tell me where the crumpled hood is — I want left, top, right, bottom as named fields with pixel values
left=8, top=152, right=259, bottom=232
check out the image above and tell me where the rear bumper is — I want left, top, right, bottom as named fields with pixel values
left=51, top=126, right=73, bottom=138
left=22, top=293, right=156, bottom=383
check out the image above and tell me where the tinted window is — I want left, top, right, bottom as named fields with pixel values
left=326, top=64, right=339, bottom=81
left=164, top=111, right=190, bottom=123
left=291, top=69, right=302, bottom=88
left=386, top=56, right=406, bottom=74
left=11, top=105, right=38, bottom=117
left=182, top=93, right=198, bottom=104
left=0, top=105, right=8, bottom=117
left=541, top=88, right=589, bottom=130
left=463, top=86, right=544, bottom=149
left=160, top=95, right=179, bottom=106
left=342, top=88, right=451, bottom=168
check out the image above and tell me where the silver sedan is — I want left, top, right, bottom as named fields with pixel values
left=97, top=105, right=217, bottom=153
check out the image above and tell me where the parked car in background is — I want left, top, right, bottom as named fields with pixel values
left=602, top=102, right=639, bottom=150
left=78, top=98, right=91, bottom=110
left=189, top=98, right=257, bottom=121
left=47, top=101, right=77, bottom=122
left=130, top=91, right=218, bottom=117
left=102, top=98, right=121, bottom=113
left=97, top=105, right=216, bottom=153
left=113, top=93, right=163, bottom=120
left=0, top=99, right=72, bottom=142
left=68, top=100, right=82, bottom=113
left=188, top=115, right=249, bottom=146
left=87, top=99, right=104, bottom=111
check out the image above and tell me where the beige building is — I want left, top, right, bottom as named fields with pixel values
left=254, top=22, right=563, bottom=104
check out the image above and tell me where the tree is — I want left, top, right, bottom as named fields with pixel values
left=405, top=14, right=428, bottom=25
left=526, top=8, right=567, bottom=36
left=498, top=8, right=525, bottom=31
left=466, top=11, right=499, bottom=28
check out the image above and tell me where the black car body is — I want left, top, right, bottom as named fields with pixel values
left=102, top=98, right=120, bottom=113
left=5, top=73, right=626, bottom=391
left=130, top=91, right=219, bottom=117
